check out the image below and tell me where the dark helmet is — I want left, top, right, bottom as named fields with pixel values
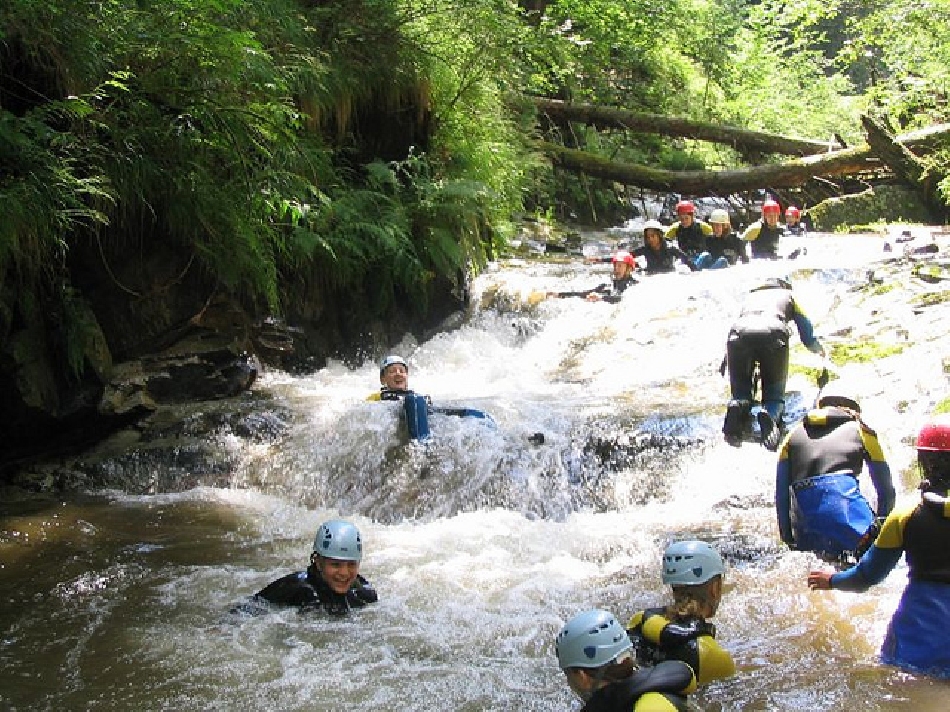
left=817, top=381, right=861, bottom=412
left=612, top=250, right=635, bottom=267
left=675, top=200, right=696, bottom=215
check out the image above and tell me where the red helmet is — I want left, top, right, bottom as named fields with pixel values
left=675, top=200, right=695, bottom=215
left=785, top=206, right=801, bottom=218
left=762, top=199, right=781, bottom=215
left=612, top=250, right=635, bottom=267
left=917, top=415, right=950, bottom=451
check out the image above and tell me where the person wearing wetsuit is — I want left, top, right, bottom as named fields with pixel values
left=705, top=209, right=749, bottom=268
left=632, top=220, right=698, bottom=275
left=776, top=387, right=896, bottom=563
left=549, top=251, right=638, bottom=303
left=233, top=519, right=378, bottom=616
left=665, top=200, right=714, bottom=269
left=808, top=415, right=950, bottom=679
left=557, top=609, right=696, bottom=711
left=627, top=540, right=736, bottom=687
left=722, top=275, right=824, bottom=450
left=367, top=354, right=433, bottom=440
left=742, top=199, right=785, bottom=259
left=784, top=206, right=808, bottom=236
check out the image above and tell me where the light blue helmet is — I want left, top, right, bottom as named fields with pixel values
left=661, top=540, right=725, bottom=586
left=555, top=609, right=633, bottom=670
left=379, top=354, right=408, bottom=376
left=312, top=520, right=363, bottom=561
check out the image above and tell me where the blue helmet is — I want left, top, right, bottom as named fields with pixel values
left=312, top=520, right=363, bottom=561
left=661, top=540, right=725, bottom=586
left=379, top=355, right=408, bottom=376
left=555, top=609, right=633, bottom=669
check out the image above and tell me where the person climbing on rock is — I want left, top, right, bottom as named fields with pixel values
left=722, top=274, right=825, bottom=450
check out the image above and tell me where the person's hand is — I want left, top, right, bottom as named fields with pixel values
left=807, top=567, right=835, bottom=590
left=585, top=293, right=603, bottom=302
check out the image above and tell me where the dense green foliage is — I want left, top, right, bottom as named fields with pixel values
left=2, top=0, right=949, bottom=379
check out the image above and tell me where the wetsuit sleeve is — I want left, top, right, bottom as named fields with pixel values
left=829, top=505, right=911, bottom=590
left=253, top=571, right=317, bottom=607
left=741, top=224, right=760, bottom=242
left=775, top=445, right=795, bottom=546
left=789, top=301, right=822, bottom=353
left=700, top=222, right=714, bottom=236
left=367, top=393, right=382, bottom=401
left=665, top=225, right=679, bottom=239
left=350, top=574, right=378, bottom=605
left=859, top=427, right=896, bottom=517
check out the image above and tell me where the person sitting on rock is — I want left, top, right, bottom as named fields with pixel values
left=742, top=199, right=785, bottom=259
left=632, top=220, right=698, bottom=275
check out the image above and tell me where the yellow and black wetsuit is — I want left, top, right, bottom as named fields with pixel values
left=627, top=608, right=735, bottom=686
left=581, top=660, right=696, bottom=712
left=666, top=220, right=713, bottom=258
left=741, top=220, right=784, bottom=258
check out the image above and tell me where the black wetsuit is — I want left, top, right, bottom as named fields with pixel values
left=631, top=241, right=696, bottom=274
left=554, top=275, right=637, bottom=303
left=706, top=231, right=748, bottom=265
left=233, top=565, right=378, bottom=616
left=581, top=660, right=693, bottom=712
left=743, top=220, right=785, bottom=258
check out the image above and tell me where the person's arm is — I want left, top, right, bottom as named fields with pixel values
left=860, top=427, right=896, bottom=517
left=741, top=223, right=760, bottom=242
left=775, top=448, right=795, bottom=546
left=672, top=246, right=699, bottom=271
left=790, top=302, right=823, bottom=354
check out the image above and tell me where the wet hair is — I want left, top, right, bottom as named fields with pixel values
left=666, top=576, right=722, bottom=620
left=919, top=450, right=950, bottom=490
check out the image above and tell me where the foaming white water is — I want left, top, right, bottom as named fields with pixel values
left=4, top=232, right=945, bottom=710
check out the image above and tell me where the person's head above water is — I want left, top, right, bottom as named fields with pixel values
left=379, top=354, right=409, bottom=391
left=661, top=539, right=726, bottom=618
left=556, top=609, right=636, bottom=702
left=311, top=519, right=364, bottom=595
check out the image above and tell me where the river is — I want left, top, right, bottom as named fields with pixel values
left=2, top=231, right=948, bottom=710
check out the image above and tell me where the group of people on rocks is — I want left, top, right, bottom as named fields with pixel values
left=548, top=198, right=805, bottom=304
left=227, top=206, right=950, bottom=708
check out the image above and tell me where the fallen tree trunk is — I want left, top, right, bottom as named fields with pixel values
left=529, top=97, right=843, bottom=156
left=861, top=114, right=948, bottom=219
left=538, top=122, right=950, bottom=194
left=541, top=141, right=881, bottom=193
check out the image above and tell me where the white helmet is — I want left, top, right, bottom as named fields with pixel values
left=709, top=209, right=731, bottom=225
left=643, top=219, right=665, bottom=233
left=312, top=520, right=363, bottom=561
left=661, top=540, right=724, bottom=586
left=556, top=609, right=633, bottom=669
left=379, top=355, right=408, bottom=376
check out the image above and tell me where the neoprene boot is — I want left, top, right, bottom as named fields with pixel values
left=722, top=399, right=751, bottom=446
left=757, top=411, right=781, bottom=451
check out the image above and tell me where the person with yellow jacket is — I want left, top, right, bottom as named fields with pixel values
left=808, top=415, right=950, bottom=679
left=665, top=200, right=715, bottom=270
left=626, top=540, right=736, bottom=686
left=776, top=384, right=896, bottom=564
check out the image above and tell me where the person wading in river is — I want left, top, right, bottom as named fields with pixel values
left=665, top=200, right=714, bottom=270
left=742, top=199, right=785, bottom=259
left=632, top=220, right=698, bottom=275
left=704, top=209, right=748, bottom=269
left=556, top=608, right=696, bottom=711
left=626, top=540, right=736, bottom=686
left=776, top=383, right=896, bottom=565
left=808, top=415, right=950, bottom=679
left=232, top=519, right=378, bottom=615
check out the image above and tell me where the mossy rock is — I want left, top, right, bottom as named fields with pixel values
left=829, top=340, right=905, bottom=364
left=809, top=185, right=932, bottom=232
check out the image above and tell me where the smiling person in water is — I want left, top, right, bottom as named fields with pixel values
left=232, top=519, right=377, bottom=616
